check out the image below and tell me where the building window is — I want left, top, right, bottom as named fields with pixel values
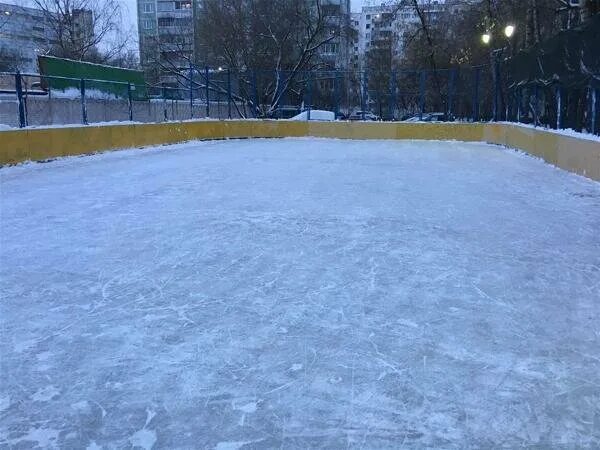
left=366, top=23, right=370, bottom=29
left=157, top=1, right=174, bottom=11
left=143, top=3, right=154, bottom=13
left=366, top=14, right=370, bottom=19
left=142, top=19, right=154, bottom=29
left=158, top=17, right=191, bottom=27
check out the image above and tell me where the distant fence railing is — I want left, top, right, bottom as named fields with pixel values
left=1, top=65, right=598, bottom=136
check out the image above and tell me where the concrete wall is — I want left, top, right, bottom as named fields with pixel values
left=1, top=120, right=598, bottom=181
left=0, top=97, right=244, bottom=128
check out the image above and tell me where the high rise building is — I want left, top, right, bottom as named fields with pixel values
left=351, top=0, right=448, bottom=70
left=137, top=0, right=352, bottom=84
left=318, top=0, right=352, bottom=70
left=0, top=2, right=56, bottom=71
left=137, top=0, right=197, bottom=85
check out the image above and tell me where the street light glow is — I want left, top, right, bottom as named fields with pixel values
left=4, top=10, right=10, bottom=15
left=504, top=25, right=515, bottom=38
left=482, top=33, right=491, bottom=44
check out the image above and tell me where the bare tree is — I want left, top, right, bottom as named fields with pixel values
left=194, top=0, right=345, bottom=116
left=30, top=0, right=130, bottom=62
left=0, top=47, right=25, bottom=72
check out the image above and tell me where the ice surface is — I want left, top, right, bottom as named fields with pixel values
left=1, top=138, right=600, bottom=448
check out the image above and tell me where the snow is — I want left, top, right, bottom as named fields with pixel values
left=289, top=109, right=335, bottom=121
left=1, top=138, right=600, bottom=448
left=50, top=87, right=122, bottom=100
left=500, top=121, right=600, bottom=142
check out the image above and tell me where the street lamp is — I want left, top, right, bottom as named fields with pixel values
left=481, top=24, right=516, bottom=121
left=481, top=25, right=516, bottom=45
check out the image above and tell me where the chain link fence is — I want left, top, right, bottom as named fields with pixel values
left=1, top=64, right=598, bottom=136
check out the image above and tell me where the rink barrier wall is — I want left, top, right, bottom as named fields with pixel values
left=1, top=121, right=599, bottom=181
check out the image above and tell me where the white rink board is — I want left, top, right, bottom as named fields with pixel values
left=1, top=138, right=600, bottom=448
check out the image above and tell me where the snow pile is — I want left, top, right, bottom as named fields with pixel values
left=51, top=88, right=122, bottom=100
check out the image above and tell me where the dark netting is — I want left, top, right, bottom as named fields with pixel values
left=506, top=14, right=600, bottom=89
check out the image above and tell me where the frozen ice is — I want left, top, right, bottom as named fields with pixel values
left=1, top=138, right=600, bottom=448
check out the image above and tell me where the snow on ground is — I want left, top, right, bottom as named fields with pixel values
left=1, top=138, right=600, bottom=448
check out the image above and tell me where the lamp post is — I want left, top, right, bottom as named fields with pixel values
left=482, top=24, right=516, bottom=121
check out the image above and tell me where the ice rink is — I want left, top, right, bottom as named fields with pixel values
left=1, top=138, right=600, bottom=448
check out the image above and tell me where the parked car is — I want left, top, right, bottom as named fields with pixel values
left=403, top=112, right=453, bottom=122
left=348, top=111, right=380, bottom=121
left=289, top=109, right=335, bottom=121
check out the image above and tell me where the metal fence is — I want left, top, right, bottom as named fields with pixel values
left=1, top=64, right=598, bottom=136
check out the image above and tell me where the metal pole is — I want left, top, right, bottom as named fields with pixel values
left=472, top=67, right=480, bottom=122
left=388, top=70, right=396, bottom=121
left=307, top=72, right=312, bottom=121
left=556, top=85, right=562, bottom=130
left=227, top=69, right=232, bottom=119
left=533, top=84, right=539, bottom=126
left=447, top=69, right=456, bottom=119
left=419, top=71, right=426, bottom=120
left=517, top=86, right=522, bottom=123
left=252, top=70, right=259, bottom=118
left=205, top=66, right=210, bottom=118
left=189, top=63, right=194, bottom=119
left=492, top=53, right=499, bottom=121
left=334, top=70, right=340, bottom=118
left=15, top=71, right=26, bottom=128
left=591, top=87, right=597, bottom=135
left=80, top=78, right=87, bottom=125
left=162, top=83, right=168, bottom=121
left=360, top=71, right=366, bottom=120
left=362, top=69, right=369, bottom=120
left=127, top=82, right=133, bottom=121
left=275, top=70, right=281, bottom=119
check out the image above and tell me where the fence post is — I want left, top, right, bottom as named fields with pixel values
left=162, top=83, right=168, bottom=121
left=15, top=71, right=26, bottom=128
left=80, top=78, right=88, bottom=125
left=591, top=87, right=597, bottom=135
left=418, top=70, right=426, bottom=120
left=516, top=86, right=522, bottom=123
left=472, top=67, right=480, bottom=122
left=307, top=72, right=312, bottom=121
left=189, top=64, right=194, bottom=119
left=388, top=71, right=396, bottom=120
left=227, top=69, right=232, bottom=119
left=334, top=70, right=340, bottom=118
left=533, top=84, right=539, bottom=126
left=275, top=70, right=281, bottom=119
left=360, top=71, right=366, bottom=120
left=555, top=85, right=562, bottom=130
left=205, top=66, right=210, bottom=118
left=127, top=82, right=133, bottom=121
left=492, top=56, right=500, bottom=122
left=447, top=69, right=456, bottom=119
left=252, top=70, right=259, bottom=118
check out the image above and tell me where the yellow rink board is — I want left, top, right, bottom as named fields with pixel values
left=0, top=121, right=598, bottom=181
